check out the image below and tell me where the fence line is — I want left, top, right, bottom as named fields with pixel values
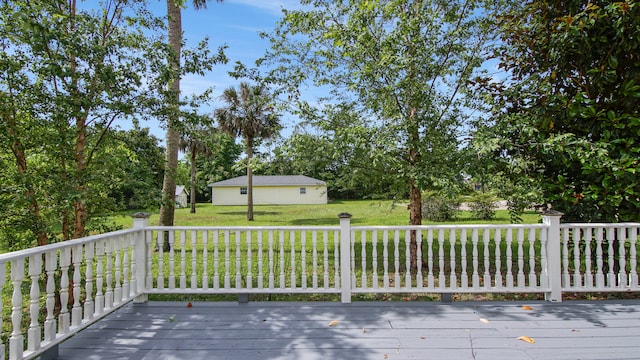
left=1, top=212, right=639, bottom=360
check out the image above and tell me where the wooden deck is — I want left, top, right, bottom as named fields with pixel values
left=57, top=300, right=640, bottom=360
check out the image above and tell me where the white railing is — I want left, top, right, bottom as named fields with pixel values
left=1, top=211, right=638, bottom=360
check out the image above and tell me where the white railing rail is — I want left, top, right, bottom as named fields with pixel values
left=1, top=211, right=639, bottom=360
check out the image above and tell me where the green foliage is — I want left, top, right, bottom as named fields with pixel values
left=475, top=0, right=640, bottom=222
left=467, top=192, right=499, bottom=221
left=421, top=192, right=460, bottom=222
left=246, top=0, right=502, bottom=225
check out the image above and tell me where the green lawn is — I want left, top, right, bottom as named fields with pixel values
left=111, top=200, right=542, bottom=228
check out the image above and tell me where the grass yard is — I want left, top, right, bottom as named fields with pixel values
left=110, top=199, right=542, bottom=228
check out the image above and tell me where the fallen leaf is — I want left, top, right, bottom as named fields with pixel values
left=571, top=329, right=580, bottom=333
left=187, top=302, right=193, bottom=308
left=401, top=297, right=410, bottom=301
left=521, top=305, right=533, bottom=311
left=517, top=336, right=535, bottom=344
left=383, top=354, right=389, bottom=359
left=328, top=320, right=340, bottom=327
left=362, top=328, right=367, bottom=333
left=168, top=315, right=175, bottom=322
left=479, top=317, right=490, bottom=324
left=420, top=336, right=426, bottom=340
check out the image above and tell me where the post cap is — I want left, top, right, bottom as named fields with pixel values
left=337, top=212, right=352, bottom=219
left=542, top=209, right=564, bottom=216
left=131, top=212, right=152, bottom=219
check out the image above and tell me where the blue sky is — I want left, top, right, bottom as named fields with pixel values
left=139, top=0, right=303, bottom=143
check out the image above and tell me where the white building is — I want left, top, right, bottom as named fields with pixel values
left=175, top=185, right=188, bottom=208
left=208, top=175, right=327, bottom=206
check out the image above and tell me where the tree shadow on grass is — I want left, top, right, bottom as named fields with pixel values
left=219, top=211, right=281, bottom=216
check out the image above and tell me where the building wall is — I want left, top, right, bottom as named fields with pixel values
left=212, top=185, right=327, bottom=205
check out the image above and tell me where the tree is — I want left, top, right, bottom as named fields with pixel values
left=159, top=0, right=224, bottom=230
left=475, top=0, right=640, bottom=222
left=179, top=121, right=216, bottom=213
left=215, top=82, right=281, bottom=221
left=0, top=1, right=153, bottom=244
left=254, top=0, right=500, bottom=267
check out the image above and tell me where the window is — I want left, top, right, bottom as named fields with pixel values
left=240, top=187, right=247, bottom=195
left=300, top=187, right=306, bottom=195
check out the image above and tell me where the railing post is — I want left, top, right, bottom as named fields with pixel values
left=338, top=213, right=352, bottom=304
left=132, top=212, right=151, bottom=303
left=542, top=210, right=563, bottom=302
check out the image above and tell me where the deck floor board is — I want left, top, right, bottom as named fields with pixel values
left=57, top=300, right=640, bottom=360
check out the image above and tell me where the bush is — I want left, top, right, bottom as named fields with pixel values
left=422, top=192, right=460, bottom=222
left=468, top=192, right=499, bottom=220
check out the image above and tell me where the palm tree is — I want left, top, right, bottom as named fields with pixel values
left=215, top=82, right=281, bottom=221
left=159, top=0, right=223, bottom=249
left=179, top=124, right=213, bottom=214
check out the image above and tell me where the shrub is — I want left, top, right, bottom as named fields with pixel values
left=468, top=192, right=499, bottom=220
left=421, top=192, right=460, bottom=222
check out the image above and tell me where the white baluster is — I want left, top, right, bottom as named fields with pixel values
left=279, top=230, right=285, bottom=289
left=629, top=227, right=638, bottom=288
left=83, top=243, right=94, bottom=321
left=573, top=228, right=582, bottom=287
left=113, top=241, right=122, bottom=306
left=123, top=234, right=131, bottom=299
left=333, top=230, right=340, bottom=289
left=168, top=231, right=175, bottom=290
left=268, top=231, right=275, bottom=289
left=562, top=228, right=570, bottom=287
left=157, top=232, right=164, bottom=290
left=427, top=229, right=434, bottom=288
left=416, top=230, right=423, bottom=288
left=27, top=255, right=42, bottom=352
left=180, top=231, right=186, bottom=289
left=405, top=230, right=411, bottom=288
left=528, top=228, right=537, bottom=287
left=472, top=228, right=480, bottom=288
left=59, top=247, right=70, bottom=333
left=460, top=229, right=468, bottom=289
left=595, top=228, right=605, bottom=289
left=10, top=260, right=25, bottom=359
left=236, top=230, right=242, bottom=288
left=105, top=240, right=114, bottom=310
left=494, top=229, right=502, bottom=288
left=618, top=227, right=627, bottom=288
left=191, top=231, right=197, bottom=289
left=224, top=230, right=231, bottom=289
left=300, top=231, right=306, bottom=289
left=540, top=228, right=549, bottom=290
left=584, top=228, right=593, bottom=288
left=145, top=231, right=153, bottom=291
left=505, top=228, right=513, bottom=288
left=372, top=231, right=379, bottom=289
left=202, top=230, right=209, bottom=289
left=258, top=231, right=264, bottom=289
left=311, top=231, right=318, bottom=289
left=516, top=228, right=525, bottom=288
left=449, top=230, right=457, bottom=289
left=323, top=231, right=329, bottom=288
left=291, top=230, right=298, bottom=288
left=483, top=229, right=491, bottom=288
left=393, top=230, right=400, bottom=289
left=44, top=251, right=57, bottom=341
left=214, top=231, right=220, bottom=289
left=350, top=231, right=356, bottom=289
left=607, top=227, right=616, bottom=287
left=72, top=245, right=83, bottom=325
left=438, top=229, right=445, bottom=289
left=383, top=230, right=390, bottom=289
left=247, top=230, right=253, bottom=289
left=362, top=231, right=368, bottom=288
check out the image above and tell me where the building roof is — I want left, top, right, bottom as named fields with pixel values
left=208, top=175, right=326, bottom=187
left=175, top=185, right=187, bottom=196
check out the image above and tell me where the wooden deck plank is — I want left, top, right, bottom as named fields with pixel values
left=58, top=300, right=640, bottom=360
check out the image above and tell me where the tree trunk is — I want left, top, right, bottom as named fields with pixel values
left=246, top=137, right=254, bottom=221
left=159, top=0, right=182, bottom=251
left=409, top=177, right=422, bottom=271
left=190, top=147, right=196, bottom=214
